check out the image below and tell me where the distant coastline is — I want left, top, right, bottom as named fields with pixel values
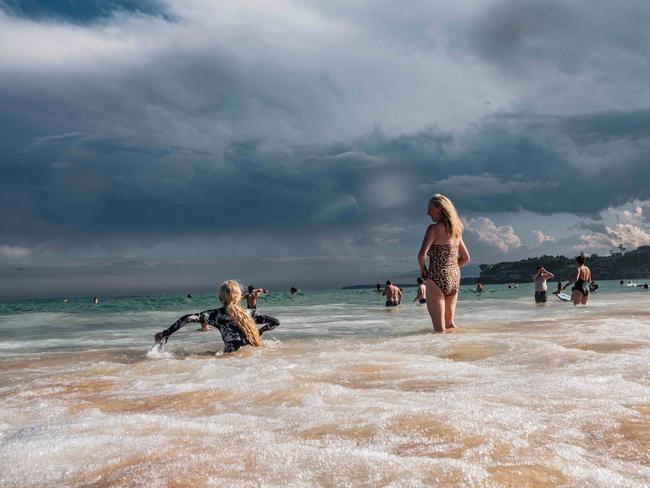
left=475, top=245, right=650, bottom=284
left=344, top=245, right=650, bottom=288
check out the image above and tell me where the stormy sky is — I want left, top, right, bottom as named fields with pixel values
left=1, top=0, right=650, bottom=298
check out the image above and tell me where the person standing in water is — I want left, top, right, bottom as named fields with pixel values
left=384, top=280, right=402, bottom=307
left=533, top=266, right=554, bottom=303
left=413, top=277, right=427, bottom=304
left=418, top=194, right=470, bottom=332
left=562, top=256, right=592, bottom=306
left=243, top=285, right=268, bottom=310
left=154, top=280, right=279, bottom=353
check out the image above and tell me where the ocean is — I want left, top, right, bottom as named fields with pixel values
left=1, top=280, right=649, bottom=487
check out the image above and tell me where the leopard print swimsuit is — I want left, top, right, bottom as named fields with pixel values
left=426, top=243, right=460, bottom=296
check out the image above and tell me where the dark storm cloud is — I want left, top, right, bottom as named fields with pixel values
left=2, top=108, right=649, bottom=247
left=1, top=0, right=650, bottom=295
left=0, top=0, right=170, bottom=23
left=468, top=0, right=650, bottom=75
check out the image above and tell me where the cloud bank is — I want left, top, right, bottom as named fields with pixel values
left=1, top=0, right=649, bottom=295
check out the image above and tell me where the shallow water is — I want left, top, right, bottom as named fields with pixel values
left=1, top=283, right=649, bottom=487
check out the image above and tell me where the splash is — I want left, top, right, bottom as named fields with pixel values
left=146, top=341, right=174, bottom=359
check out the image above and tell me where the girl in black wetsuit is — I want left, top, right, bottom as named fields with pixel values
left=154, top=280, right=279, bottom=353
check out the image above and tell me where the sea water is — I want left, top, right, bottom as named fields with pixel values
left=0, top=281, right=649, bottom=487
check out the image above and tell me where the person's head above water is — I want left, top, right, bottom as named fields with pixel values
left=248, top=285, right=254, bottom=293
left=386, top=280, right=392, bottom=286
left=219, top=280, right=261, bottom=347
left=576, top=255, right=586, bottom=265
left=427, top=194, right=463, bottom=239
left=416, top=277, right=423, bottom=285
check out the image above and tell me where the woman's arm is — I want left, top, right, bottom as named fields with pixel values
left=543, top=270, right=555, bottom=279
left=458, top=237, right=470, bottom=268
left=563, top=269, right=580, bottom=290
left=154, top=311, right=210, bottom=343
left=418, top=224, right=436, bottom=276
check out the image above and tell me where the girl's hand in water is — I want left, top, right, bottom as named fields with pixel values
left=154, top=332, right=163, bottom=343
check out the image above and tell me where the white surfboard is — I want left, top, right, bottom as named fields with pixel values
left=556, top=293, right=571, bottom=302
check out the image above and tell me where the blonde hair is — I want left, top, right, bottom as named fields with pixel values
left=429, top=193, right=463, bottom=239
left=218, top=280, right=261, bottom=347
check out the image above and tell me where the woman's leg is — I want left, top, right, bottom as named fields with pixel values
left=444, top=292, right=458, bottom=328
left=425, top=279, right=445, bottom=332
left=571, top=290, right=581, bottom=306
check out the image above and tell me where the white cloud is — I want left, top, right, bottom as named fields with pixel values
left=465, top=217, right=522, bottom=252
left=533, top=230, right=556, bottom=246
left=578, top=223, right=650, bottom=251
left=622, top=205, right=644, bottom=224
left=0, top=245, right=30, bottom=258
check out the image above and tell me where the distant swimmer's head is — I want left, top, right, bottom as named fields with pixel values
left=576, top=255, right=586, bottom=265
left=219, top=280, right=261, bottom=347
left=428, top=194, right=463, bottom=239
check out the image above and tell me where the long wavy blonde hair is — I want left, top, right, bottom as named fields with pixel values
left=430, top=193, right=463, bottom=239
left=219, top=280, right=261, bottom=347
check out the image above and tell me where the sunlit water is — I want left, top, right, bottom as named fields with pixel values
left=1, top=281, right=649, bottom=487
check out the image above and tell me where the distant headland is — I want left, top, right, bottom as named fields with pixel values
left=342, top=245, right=650, bottom=288
left=471, top=245, right=650, bottom=284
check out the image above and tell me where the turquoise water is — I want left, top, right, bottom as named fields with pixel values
left=1, top=279, right=647, bottom=315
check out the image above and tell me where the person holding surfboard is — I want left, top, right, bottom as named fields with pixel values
left=562, top=256, right=592, bottom=306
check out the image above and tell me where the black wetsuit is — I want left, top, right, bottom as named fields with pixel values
left=160, top=307, right=279, bottom=353
left=572, top=278, right=590, bottom=297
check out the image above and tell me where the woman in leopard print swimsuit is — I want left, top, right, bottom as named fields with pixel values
left=417, top=194, right=470, bottom=332
left=426, top=243, right=461, bottom=296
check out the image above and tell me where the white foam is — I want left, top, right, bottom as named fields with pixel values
left=1, top=292, right=650, bottom=486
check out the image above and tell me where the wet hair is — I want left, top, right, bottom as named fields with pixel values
left=429, top=194, right=463, bottom=239
left=416, top=277, right=423, bottom=285
left=576, top=255, right=585, bottom=265
left=248, top=285, right=254, bottom=293
left=536, top=266, right=542, bottom=270
left=386, top=280, right=392, bottom=285
left=219, top=280, right=261, bottom=347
